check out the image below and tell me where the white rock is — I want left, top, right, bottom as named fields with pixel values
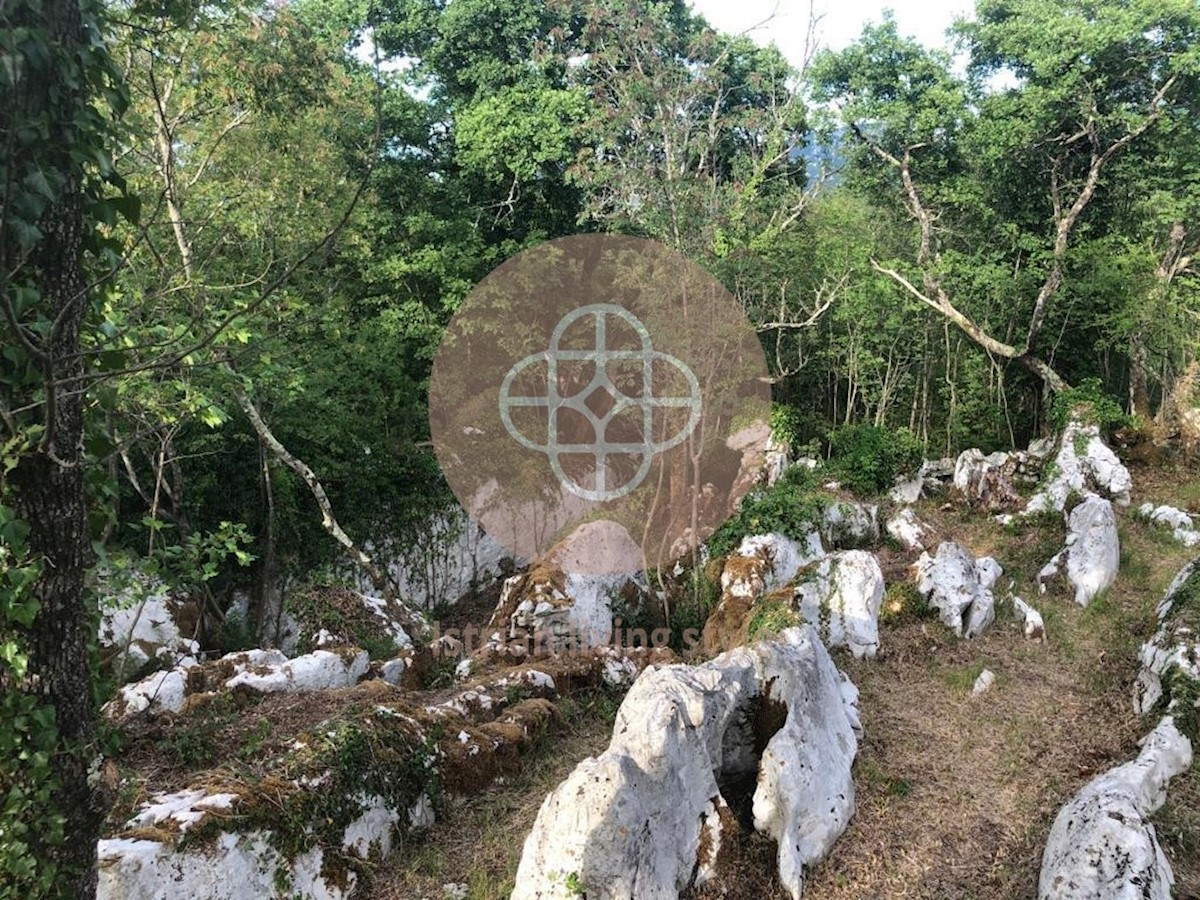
left=889, top=472, right=924, bottom=505
left=380, top=657, right=408, bottom=686
left=954, top=449, right=1018, bottom=507
left=1038, top=717, right=1193, bottom=900
left=368, top=507, right=514, bottom=609
left=886, top=508, right=933, bottom=552
left=225, top=649, right=370, bottom=694
left=914, top=542, right=1001, bottom=638
left=972, top=669, right=996, bottom=695
left=792, top=551, right=885, bottom=659
left=733, top=531, right=825, bottom=594
left=1137, top=503, right=1200, bottom=547
left=1012, top=596, right=1046, bottom=641
left=1063, top=494, right=1120, bottom=606
left=752, top=629, right=859, bottom=898
left=97, top=788, right=403, bottom=900
left=97, top=568, right=195, bottom=675
left=105, top=665, right=193, bottom=716
left=1026, top=420, right=1132, bottom=514
left=821, top=501, right=880, bottom=548
left=511, top=626, right=859, bottom=900
left=1135, top=560, right=1200, bottom=716
left=98, top=833, right=350, bottom=900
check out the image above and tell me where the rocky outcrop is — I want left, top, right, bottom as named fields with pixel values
left=511, top=626, right=859, bottom=899
left=914, top=542, right=1002, bottom=638
left=791, top=551, right=885, bottom=659
left=954, top=449, right=1022, bottom=510
left=1038, top=716, right=1193, bottom=900
left=1039, top=494, right=1120, bottom=606
left=1135, top=559, right=1200, bottom=721
left=1137, top=502, right=1200, bottom=547
left=724, top=531, right=825, bottom=597
left=104, top=647, right=371, bottom=719
left=1026, top=421, right=1133, bottom=514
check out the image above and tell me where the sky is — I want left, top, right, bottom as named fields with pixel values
left=689, top=0, right=975, bottom=63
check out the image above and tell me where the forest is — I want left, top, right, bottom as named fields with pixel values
left=2, top=0, right=1200, bottom=897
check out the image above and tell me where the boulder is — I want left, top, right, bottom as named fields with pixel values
left=914, top=542, right=1002, bottom=638
left=886, top=507, right=934, bottom=552
left=1135, top=559, right=1200, bottom=719
left=98, top=569, right=199, bottom=678
left=954, top=449, right=1022, bottom=510
left=725, top=531, right=825, bottom=597
left=1026, top=420, right=1132, bottom=514
left=791, top=551, right=885, bottom=659
left=511, top=626, right=859, bottom=900
left=1137, top=502, right=1200, bottom=547
left=489, top=567, right=648, bottom=654
left=1037, top=716, right=1193, bottom=900
left=1039, top=494, right=1119, bottom=606
left=820, top=500, right=880, bottom=549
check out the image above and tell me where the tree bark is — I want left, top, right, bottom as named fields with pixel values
left=4, top=0, right=110, bottom=893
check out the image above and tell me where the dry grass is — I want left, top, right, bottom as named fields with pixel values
left=368, top=691, right=621, bottom=900
left=796, top=471, right=1200, bottom=900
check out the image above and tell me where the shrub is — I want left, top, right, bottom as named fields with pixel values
left=707, top=466, right=824, bottom=557
left=826, top=424, right=923, bottom=496
left=1049, top=378, right=1136, bottom=436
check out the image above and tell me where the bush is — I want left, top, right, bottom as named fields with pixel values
left=826, top=424, right=923, bottom=496
left=707, top=466, right=824, bottom=557
left=1049, top=378, right=1136, bottom=436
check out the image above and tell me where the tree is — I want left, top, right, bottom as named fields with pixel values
left=811, top=1, right=1200, bottom=396
left=1, top=0, right=128, bottom=893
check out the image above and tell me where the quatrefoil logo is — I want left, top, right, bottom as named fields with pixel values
left=429, top=235, right=771, bottom=576
left=499, top=304, right=702, bottom=502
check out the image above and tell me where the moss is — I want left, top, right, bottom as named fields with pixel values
left=747, top=600, right=801, bottom=642
left=287, top=583, right=402, bottom=660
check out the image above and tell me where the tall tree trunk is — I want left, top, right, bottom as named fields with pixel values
left=5, top=0, right=110, bottom=892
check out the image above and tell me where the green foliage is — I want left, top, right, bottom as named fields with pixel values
left=769, top=403, right=804, bottom=447
left=1049, top=378, right=1136, bottom=435
left=827, top=425, right=923, bottom=496
left=0, top=506, right=63, bottom=897
left=880, top=580, right=931, bottom=624
left=707, top=467, right=825, bottom=558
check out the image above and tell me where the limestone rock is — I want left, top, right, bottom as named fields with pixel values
left=1135, top=559, right=1200, bottom=719
left=886, top=507, right=934, bottom=552
left=1040, top=494, right=1120, bottom=606
left=954, top=449, right=1021, bottom=510
left=98, top=568, right=199, bottom=677
left=490, top=567, right=648, bottom=653
left=791, top=551, right=885, bottom=659
left=1012, top=596, right=1046, bottom=641
left=103, top=647, right=368, bottom=719
left=1137, top=502, right=1200, bottom=547
left=725, top=531, right=825, bottom=598
left=511, top=626, right=859, bottom=900
left=1026, top=420, right=1132, bottom=514
left=914, top=542, right=1001, bottom=638
left=820, top=500, right=880, bottom=549
left=1038, top=716, right=1193, bottom=900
